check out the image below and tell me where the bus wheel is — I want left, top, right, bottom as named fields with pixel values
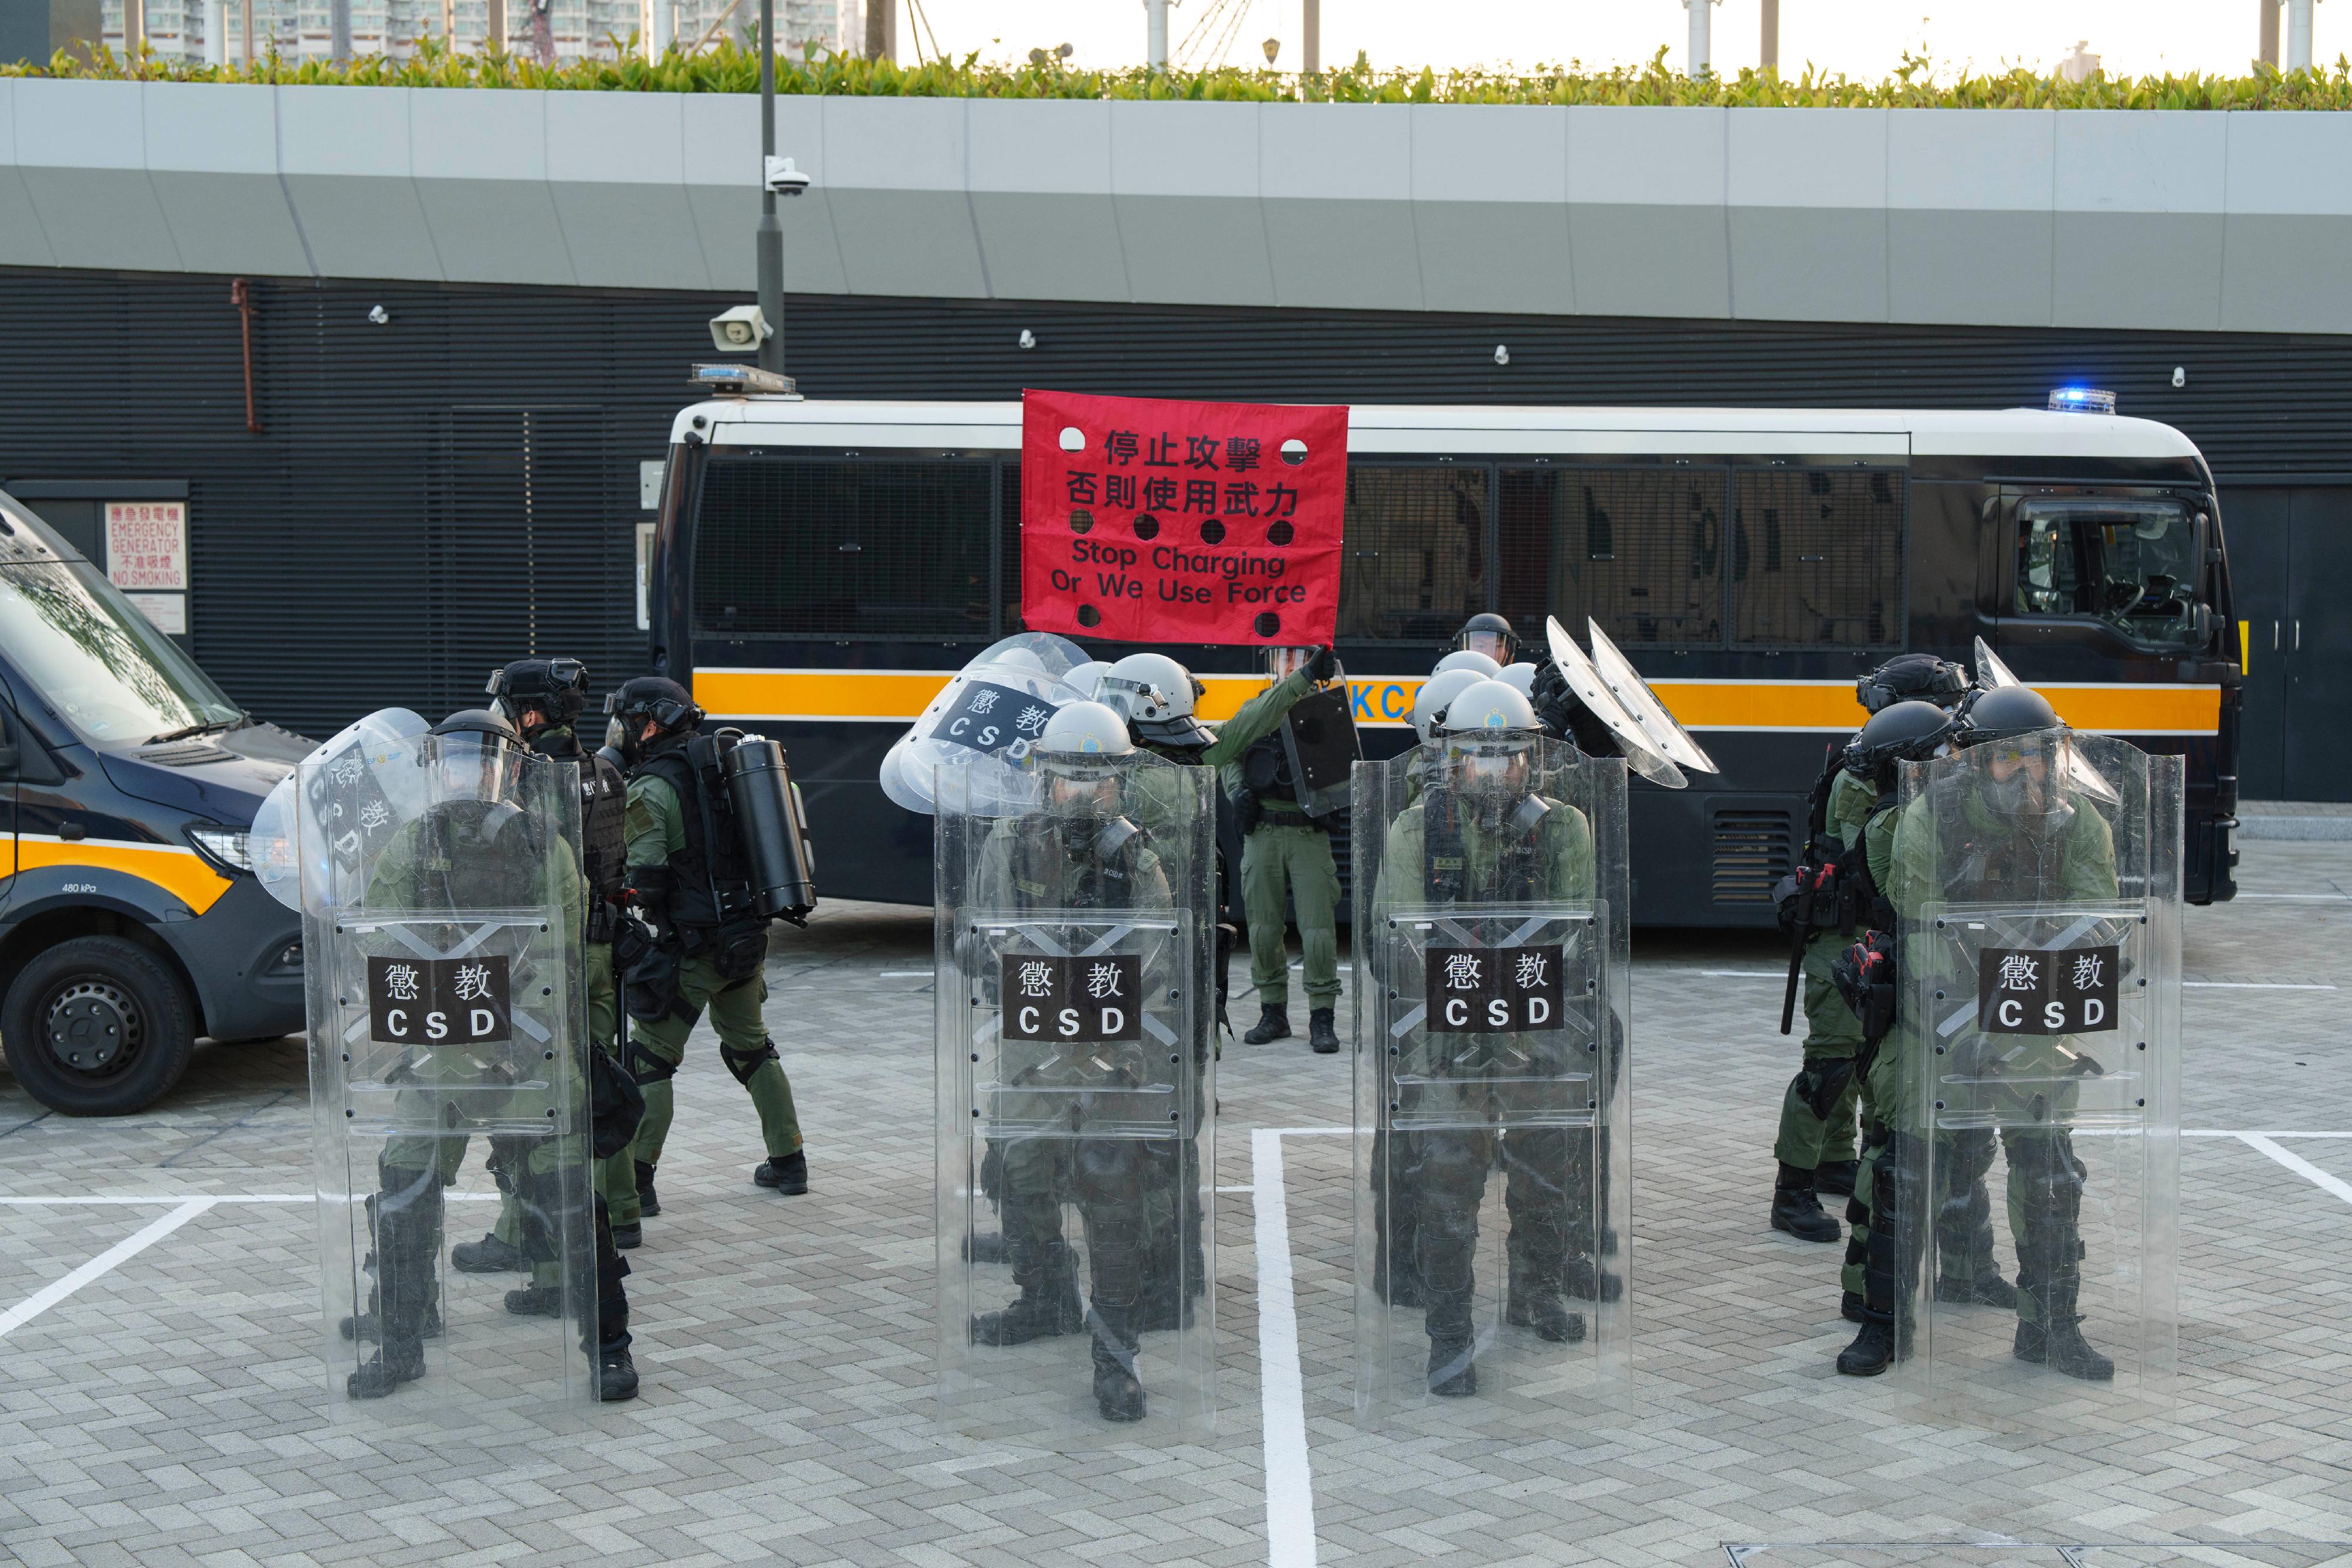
left=3, top=937, right=196, bottom=1116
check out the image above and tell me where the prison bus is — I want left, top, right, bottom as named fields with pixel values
left=644, top=395, right=2240, bottom=925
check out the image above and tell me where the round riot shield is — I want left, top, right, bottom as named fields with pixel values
left=1584, top=618, right=1719, bottom=775
left=1351, top=731, right=1632, bottom=1423
left=881, top=633, right=1093, bottom=814
left=934, top=749, right=1218, bottom=1442
left=249, top=708, right=430, bottom=915
left=297, top=731, right=603, bottom=1412
left=1882, top=727, right=2181, bottom=1421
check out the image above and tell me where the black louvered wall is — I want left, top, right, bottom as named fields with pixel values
left=0, top=264, right=2345, bottom=737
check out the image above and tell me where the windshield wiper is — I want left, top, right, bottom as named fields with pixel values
left=146, top=715, right=244, bottom=745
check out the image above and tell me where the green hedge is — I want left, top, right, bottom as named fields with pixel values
left=8, top=38, right=2352, bottom=108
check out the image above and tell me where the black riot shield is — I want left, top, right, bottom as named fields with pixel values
left=1352, top=732, right=1632, bottom=1422
left=935, top=751, right=1217, bottom=1442
left=1279, top=682, right=1362, bottom=818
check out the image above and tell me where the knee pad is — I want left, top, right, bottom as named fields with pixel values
left=1797, top=1055, right=1858, bottom=1123
left=627, top=1039, right=680, bottom=1085
left=1942, top=1127, right=1999, bottom=1189
left=718, top=1038, right=780, bottom=1087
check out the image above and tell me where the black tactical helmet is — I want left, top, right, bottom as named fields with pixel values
left=430, top=707, right=522, bottom=744
left=1856, top=653, right=1969, bottom=716
left=1842, top=700, right=1958, bottom=787
left=1454, top=612, right=1519, bottom=666
left=1956, top=684, right=2060, bottom=747
left=487, top=657, right=589, bottom=730
left=606, top=676, right=701, bottom=759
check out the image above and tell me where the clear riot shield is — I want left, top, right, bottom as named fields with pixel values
left=881, top=632, right=1091, bottom=813
left=935, top=751, right=1217, bottom=1440
left=299, top=731, right=598, bottom=1413
left=1892, top=728, right=2181, bottom=1418
left=1352, top=734, right=1632, bottom=1422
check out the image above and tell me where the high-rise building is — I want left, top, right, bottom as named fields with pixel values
left=96, top=0, right=854, bottom=62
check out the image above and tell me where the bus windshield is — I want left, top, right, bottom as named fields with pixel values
left=0, top=559, right=242, bottom=744
left=2016, top=497, right=2206, bottom=648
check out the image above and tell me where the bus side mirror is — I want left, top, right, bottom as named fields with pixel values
left=0, top=711, right=19, bottom=777
left=2191, top=604, right=2214, bottom=650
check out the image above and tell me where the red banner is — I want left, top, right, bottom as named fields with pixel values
left=1020, top=389, right=1348, bottom=646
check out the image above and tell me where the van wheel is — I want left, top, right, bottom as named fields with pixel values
left=2, top=937, right=196, bottom=1115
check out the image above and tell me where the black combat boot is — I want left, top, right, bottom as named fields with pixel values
left=1772, top=1162, right=1842, bottom=1243
left=754, top=1151, right=808, bottom=1195
left=2014, top=1287, right=2114, bottom=1382
left=1936, top=1269, right=2019, bottom=1309
left=969, top=1276, right=1085, bottom=1346
left=1090, top=1305, right=1147, bottom=1423
left=505, top=1283, right=566, bottom=1318
left=1307, top=1008, right=1339, bottom=1054
left=452, top=1231, right=525, bottom=1273
left=1814, top=1159, right=1860, bottom=1198
left=1426, top=1334, right=1478, bottom=1397
left=1840, top=1289, right=1866, bottom=1325
left=348, top=1172, right=437, bottom=1401
left=340, top=1299, right=445, bottom=1343
left=346, top=1337, right=427, bottom=1399
left=963, top=1231, right=1008, bottom=1265
left=597, top=1342, right=642, bottom=1402
left=1243, top=1004, right=1290, bottom=1045
left=1504, top=1261, right=1586, bottom=1344
left=634, top=1160, right=661, bottom=1218
left=1561, top=1254, right=1624, bottom=1303
left=1835, top=1313, right=1912, bottom=1376
left=609, top=1222, right=642, bottom=1250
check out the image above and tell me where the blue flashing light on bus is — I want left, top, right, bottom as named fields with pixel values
left=2048, top=386, right=2119, bottom=414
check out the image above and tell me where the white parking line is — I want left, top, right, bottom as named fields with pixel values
left=0, top=1198, right=215, bottom=1340
left=2239, top=1134, right=2352, bottom=1209
left=1253, top=1128, right=1319, bottom=1568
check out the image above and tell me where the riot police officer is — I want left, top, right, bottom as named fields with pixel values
left=1216, top=646, right=1347, bottom=1053
left=1369, top=679, right=1596, bottom=1396
left=1837, top=685, right=2118, bottom=1379
left=608, top=676, right=807, bottom=1202
left=963, top=702, right=1191, bottom=1422
left=452, top=658, right=639, bottom=1263
left=345, top=708, right=637, bottom=1401
left=1454, top=612, right=1519, bottom=666
left=1769, top=654, right=1972, bottom=1246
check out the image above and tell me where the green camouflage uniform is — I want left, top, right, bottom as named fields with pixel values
left=1207, top=669, right=1341, bottom=1012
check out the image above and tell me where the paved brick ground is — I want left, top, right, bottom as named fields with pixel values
left=1, top=844, right=2347, bottom=1568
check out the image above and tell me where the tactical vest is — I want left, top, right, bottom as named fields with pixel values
left=1421, top=785, right=1553, bottom=904
left=1007, top=817, right=1148, bottom=911
left=533, top=728, right=628, bottom=925
left=1926, top=774, right=2082, bottom=904
left=634, top=736, right=757, bottom=932
left=1780, top=759, right=1898, bottom=940
left=403, top=798, right=553, bottom=912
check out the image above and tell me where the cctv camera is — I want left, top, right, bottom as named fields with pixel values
left=763, top=155, right=811, bottom=197
left=709, top=303, right=773, bottom=353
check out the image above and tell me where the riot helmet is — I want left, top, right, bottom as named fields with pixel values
left=1498, top=662, right=1538, bottom=698
left=1856, top=652, right=1969, bottom=716
left=1453, top=612, right=1519, bottom=666
left=1065, top=660, right=1112, bottom=701
left=425, top=707, right=525, bottom=804
left=486, top=657, right=589, bottom=737
left=1431, top=648, right=1501, bottom=679
left=1098, top=653, right=1201, bottom=724
left=1955, top=686, right=2069, bottom=818
left=1033, top=700, right=1134, bottom=816
left=605, top=676, right=702, bottom=763
left=1842, top=700, right=1959, bottom=791
left=1436, top=678, right=1541, bottom=820
left=1409, top=667, right=1485, bottom=746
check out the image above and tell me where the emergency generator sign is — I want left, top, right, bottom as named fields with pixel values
left=366, top=954, right=513, bottom=1045
left=105, top=501, right=187, bottom=591
left=1020, top=389, right=1347, bottom=645
left=1975, top=944, right=2120, bottom=1035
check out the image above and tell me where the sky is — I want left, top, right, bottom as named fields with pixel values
left=899, top=0, right=2347, bottom=80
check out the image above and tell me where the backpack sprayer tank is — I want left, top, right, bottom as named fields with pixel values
left=720, top=735, right=818, bottom=924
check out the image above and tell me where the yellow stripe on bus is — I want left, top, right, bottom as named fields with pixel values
left=9, top=835, right=232, bottom=915
left=698, top=668, right=2221, bottom=737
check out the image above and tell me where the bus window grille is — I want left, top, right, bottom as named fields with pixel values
left=691, top=457, right=993, bottom=640
left=1338, top=466, right=1487, bottom=644
left=1711, top=807, right=1793, bottom=904
left=1497, top=466, right=1725, bottom=647
left=1729, top=469, right=1905, bottom=649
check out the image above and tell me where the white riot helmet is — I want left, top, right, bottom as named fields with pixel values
left=1498, top=662, right=1538, bottom=698
left=1065, top=660, right=1112, bottom=700
left=1098, top=652, right=1199, bottom=724
left=1410, top=667, right=1485, bottom=745
left=1432, top=648, right=1501, bottom=679
left=1436, top=678, right=1539, bottom=737
left=1035, top=700, right=1135, bottom=758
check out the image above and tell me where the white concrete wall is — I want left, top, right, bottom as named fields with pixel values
left=5, top=81, right=2350, bottom=334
